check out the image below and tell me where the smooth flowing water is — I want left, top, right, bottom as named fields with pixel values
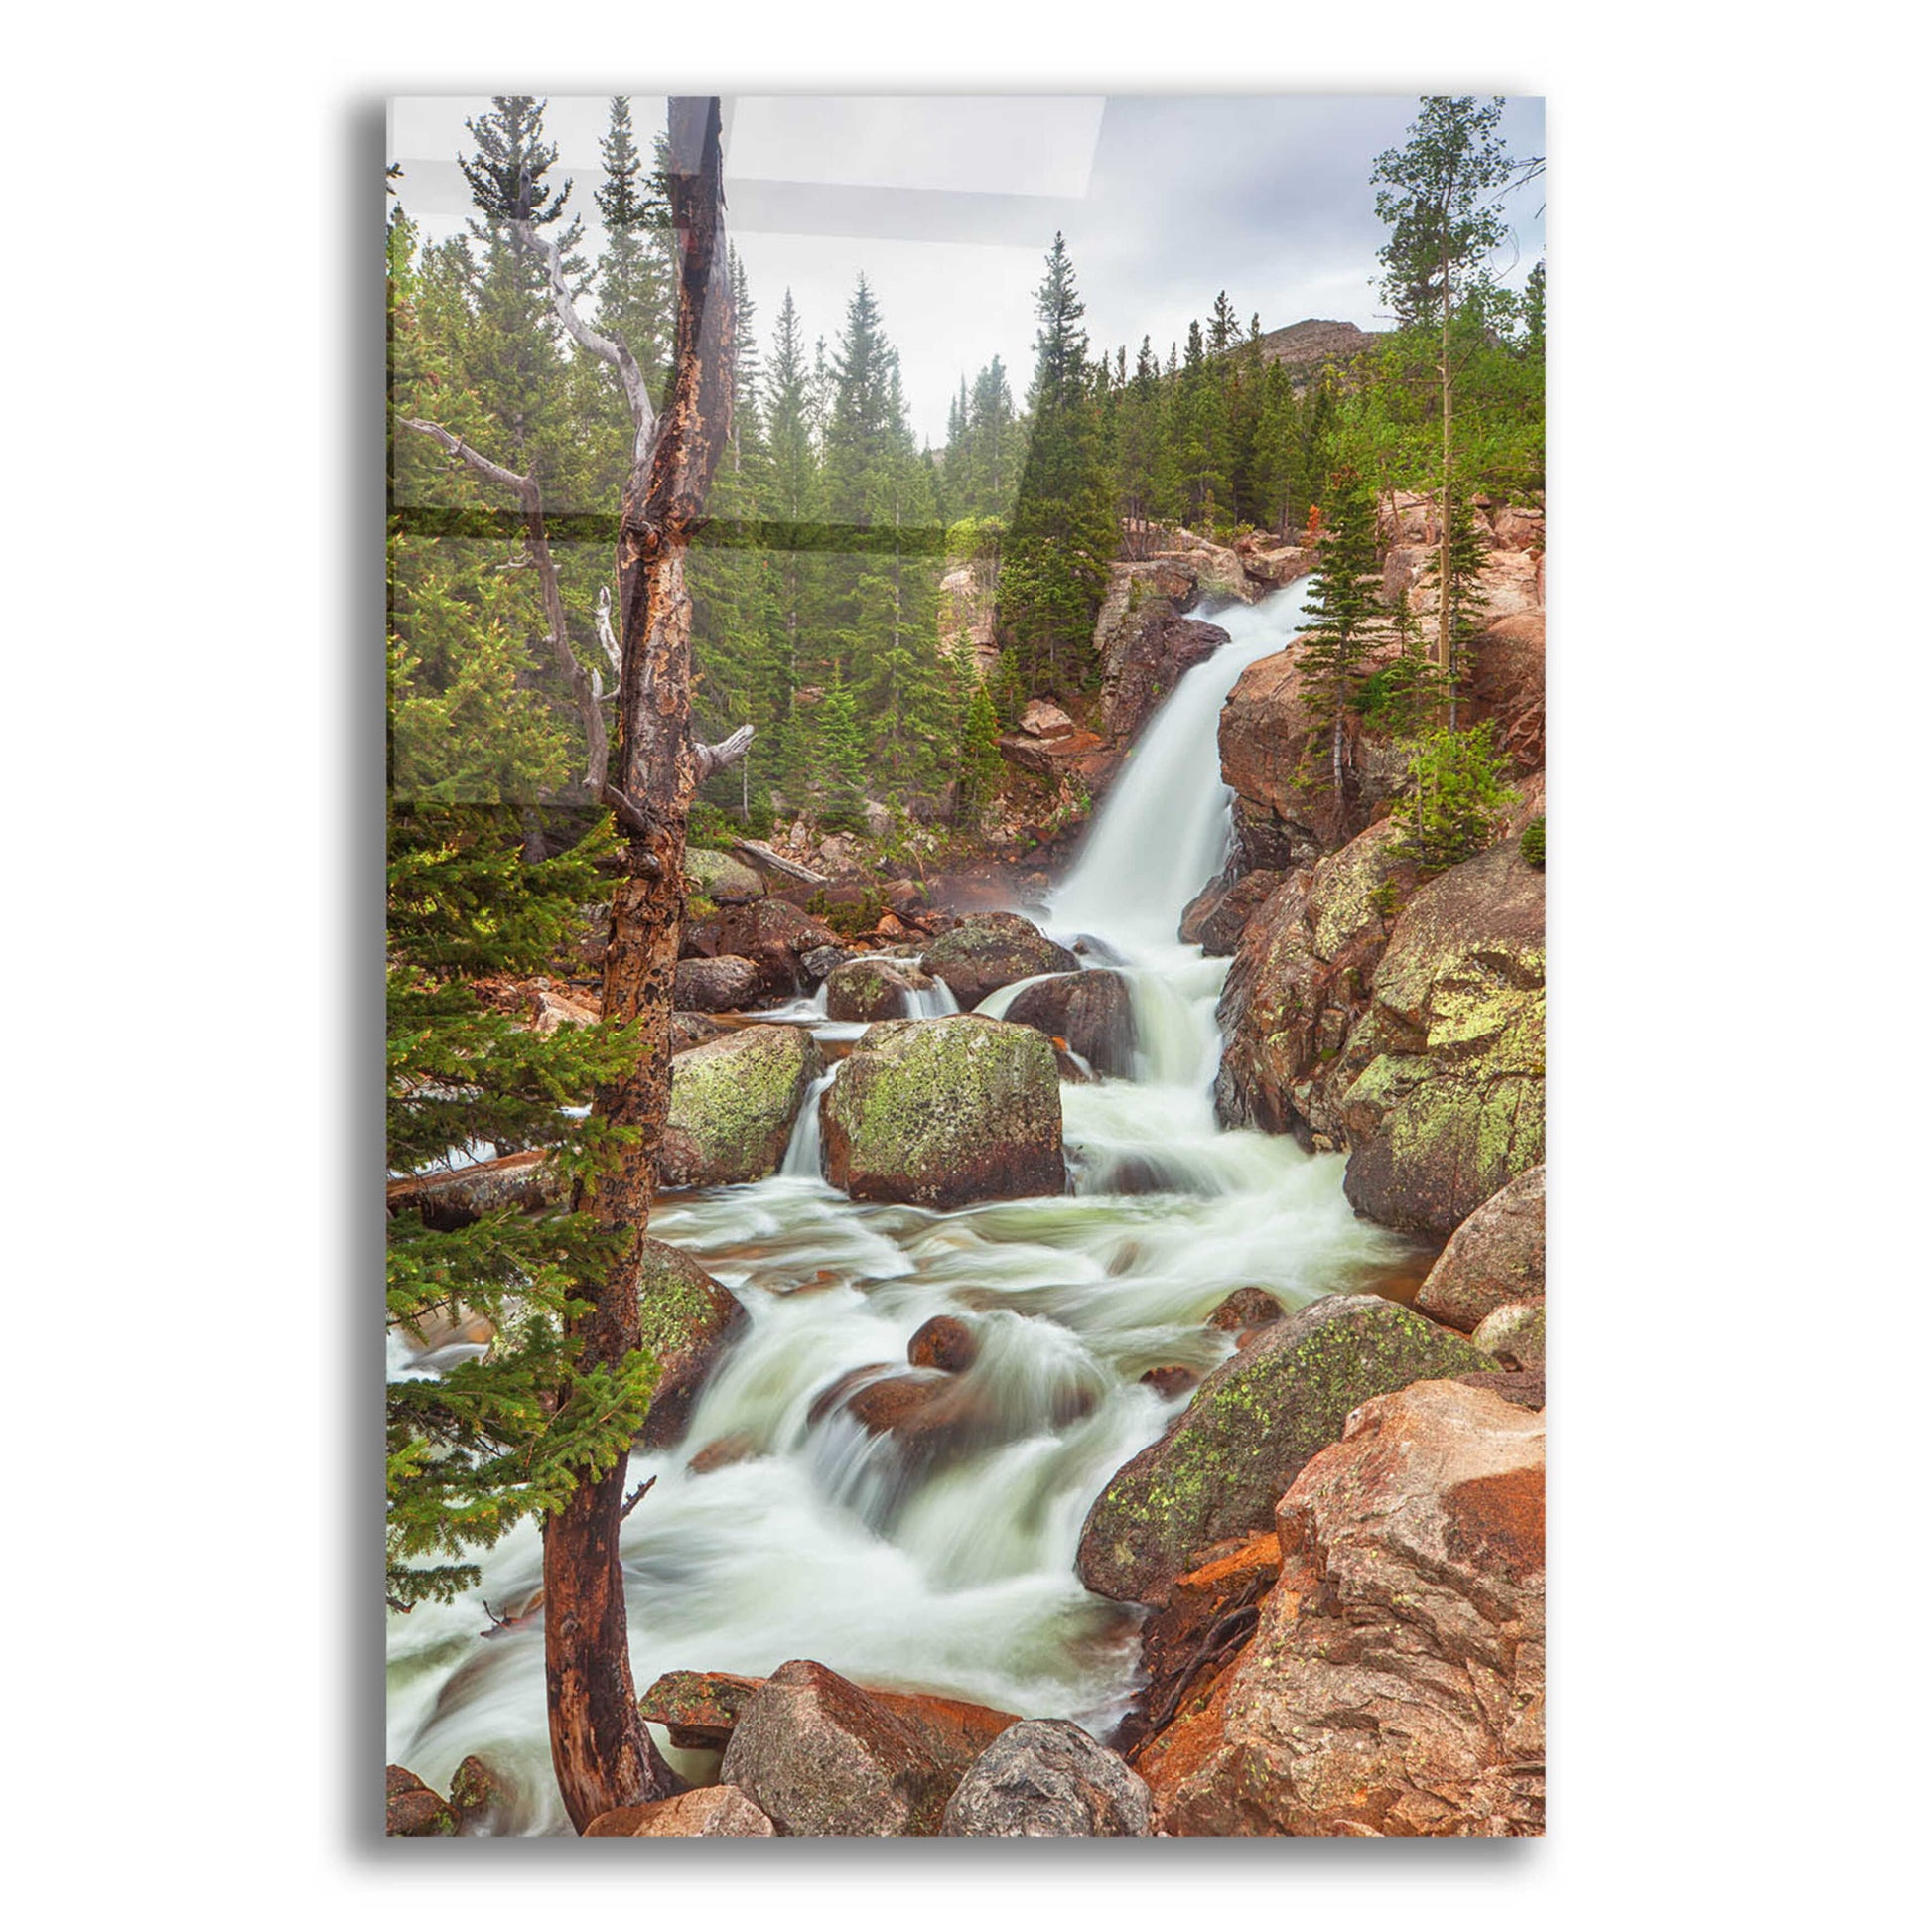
left=385, top=580, right=1415, bottom=1834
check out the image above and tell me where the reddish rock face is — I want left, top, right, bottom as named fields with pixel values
left=1002, top=969, right=1137, bottom=1078
left=385, top=1764, right=458, bottom=1836
left=1415, top=1166, right=1547, bottom=1332
left=672, top=953, right=761, bottom=1013
left=718, top=1660, right=1016, bottom=1836
left=1117, top=1532, right=1282, bottom=1758
left=1179, top=868, right=1289, bottom=956
left=637, top=1669, right=766, bottom=1750
left=907, top=1314, right=978, bottom=1373
left=582, top=1787, right=776, bottom=1837
left=1140, top=1365, right=1199, bottom=1400
left=1101, top=613, right=1231, bottom=745
left=1142, top=1379, right=1545, bottom=1837
left=1469, top=609, right=1547, bottom=774
left=1206, top=1285, right=1284, bottom=1332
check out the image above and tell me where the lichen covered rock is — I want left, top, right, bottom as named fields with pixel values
left=658, top=1024, right=822, bottom=1189
left=1335, top=840, right=1545, bottom=1235
left=821, top=1014, right=1065, bottom=1208
left=920, top=912, right=1076, bottom=1011
left=824, top=955, right=935, bottom=1023
left=684, top=846, right=764, bottom=907
left=1142, top=1379, right=1545, bottom=1837
left=635, top=1239, right=745, bottom=1449
left=1076, top=1294, right=1494, bottom=1608
left=941, top=1721, right=1153, bottom=1837
left=1213, top=819, right=1414, bottom=1141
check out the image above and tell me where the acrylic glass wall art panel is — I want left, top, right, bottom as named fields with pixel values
left=384, top=91, right=1546, bottom=1840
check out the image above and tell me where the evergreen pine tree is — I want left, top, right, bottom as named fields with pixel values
left=1296, top=471, right=1385, bottom=801
left=996, top=233, right=1116, bottom=695
left=1425, top=489, right=1491, bottom=727
left=1390, top=721, right=1517, bottom=873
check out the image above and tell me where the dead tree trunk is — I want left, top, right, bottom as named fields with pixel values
left=540, top=94, right=738, bottom=1836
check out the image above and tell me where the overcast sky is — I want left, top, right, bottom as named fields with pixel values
left=388, top=94, right=1545, bottom=449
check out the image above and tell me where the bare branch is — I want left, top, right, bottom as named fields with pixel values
left=731, top=837, right=827, bottom=886
left=692, top=723, right=755, bottom=783
left=594, top=586, right=622, bottom=683
left=619, top=1473, right=658, bottom=1521
left=511, top=218, right=655, bottom=464
left=399, top=416, right=610, bottom=793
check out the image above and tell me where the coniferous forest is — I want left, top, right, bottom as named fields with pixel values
left=386, top=93, right=1549, bottom=1839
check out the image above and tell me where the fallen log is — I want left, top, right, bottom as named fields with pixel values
left=731, top=838, right=828, bottom=886
left=385, top=1148, right=564, bottom=1230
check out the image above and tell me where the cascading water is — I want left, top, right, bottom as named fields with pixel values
left=385, top=578, right=1417, bottom=1835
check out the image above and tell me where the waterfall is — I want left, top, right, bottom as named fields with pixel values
left=383, top=571, right=1426, bottom=1837
left=1051, top=580, right=1314, bottom=952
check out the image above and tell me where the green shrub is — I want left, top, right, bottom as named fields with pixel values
left=1391, top=722, right=1517, bottom=875
left=1522, top=813, right=1546, bottom=869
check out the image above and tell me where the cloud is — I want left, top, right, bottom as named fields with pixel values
left=389, top=93, right=1545, bottom=447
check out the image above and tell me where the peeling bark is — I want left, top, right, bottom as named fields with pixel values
left=542, top=94, right=735, bottom=1837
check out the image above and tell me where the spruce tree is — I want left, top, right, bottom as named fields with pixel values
left=1296, top=471, right=1385, bottom=801
left=1426, top=489, right=1491, bottom=727
left=996, top=233, right=1116, bottom=694
left=1390, top=721, right=1517, bottom=873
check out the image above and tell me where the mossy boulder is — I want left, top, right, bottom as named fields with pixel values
left=1075, top=1293, right=1494, bottom=1607
left=821, top=1014, right=1065, bottom=1208
left=1335, top=840, right=1545, bottom=1235
left=824, top=955, right=933, bottom=1023
left=636, top=1238, right=745, bottom=1449
left=920, top=912, right=1076, bottom=1011
left=658, top=1024, right=822, bottom=1189
left=685, top=846, right=764, bottom=909
left=1213, top=819, right=1413, bottom=1143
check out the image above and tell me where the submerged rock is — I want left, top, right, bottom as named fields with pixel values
left=1142, top=1380, right=1546, bottom=1837
left=1002, top=969, right=1136, bottom=1078
left=920, top=911, right=1077, bottom=1011
left=1076, top=1294, right=1494, bottom=1608
left=821, top=1014, right=1065, bottom=1209
left=907, top=1314, right=978, bottom=1373
left=659, top=1024, right=823, bottom=1189
left=635, top=1240, right=745, bottom=1449
left=1414, top=1165, right=1547, bottom=1332
left=941, top=1720, right=1153, bottom=1837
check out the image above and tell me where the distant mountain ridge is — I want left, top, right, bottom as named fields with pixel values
left=1251, top=318, right=1384, bottom=379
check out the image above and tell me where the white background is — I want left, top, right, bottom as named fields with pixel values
left=4, top=2, right=1920, bottom=1921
